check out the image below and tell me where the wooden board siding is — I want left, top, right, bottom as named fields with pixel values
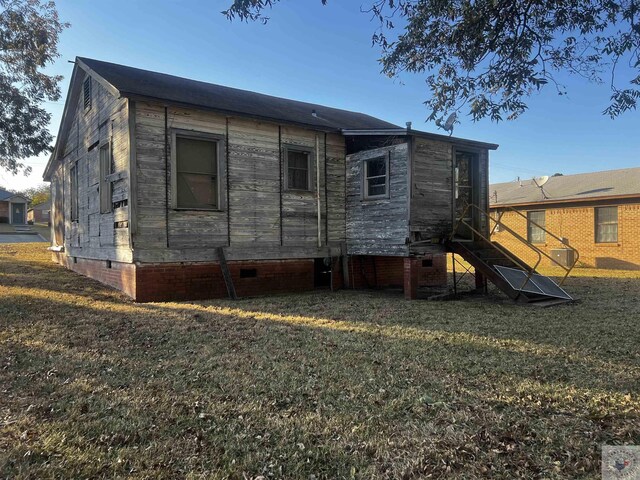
left=408, top=137, right=490, bottom=253
left=409, top=138, right=453, bottom=252
left=53, top=70, right=132, bottom=262
left=346, top=143, right=410, bottom=256
left=132, top=102, right=346, bottom=263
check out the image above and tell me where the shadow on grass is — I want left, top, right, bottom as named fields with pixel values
left=2, top=243, right=640, bottom=478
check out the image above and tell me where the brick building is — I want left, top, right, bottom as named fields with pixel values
left=490, top=168, right=640, bottom=270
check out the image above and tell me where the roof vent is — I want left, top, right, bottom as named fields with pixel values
left=406, top=121, right=412, bottom=130
left=311, top=109, right=318, bottom=118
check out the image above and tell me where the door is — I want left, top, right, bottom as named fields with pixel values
left=12, top=203, right=25, bottom=224
left=453, top=151, right=476, bottom=240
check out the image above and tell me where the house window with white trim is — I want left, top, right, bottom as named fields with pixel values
left=595, top=206, right=618, bottom=243
left=363, top=156, right=389, bottom=199
left=527, top=210, right=545, bottom=244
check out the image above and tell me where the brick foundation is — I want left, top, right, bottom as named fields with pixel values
left=52, top=252, right=446, bottom=302
left=347, top=254, right=447, bottom=294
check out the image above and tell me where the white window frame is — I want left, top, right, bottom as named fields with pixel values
left=362, top=154, right=390, bottom=200
left=595, top=206, right=618, bottom=243
left=527, top=210, right=546, bottom=244
left=171, top=129, right=225, bottom=211
left=284, top=145, right=314, bottom=192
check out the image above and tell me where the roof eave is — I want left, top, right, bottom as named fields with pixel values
left=342, top=128, right=499, bottom=150
left=43, top=58, right=122, bottom=181
left=490, top=192, right=640, bottom=208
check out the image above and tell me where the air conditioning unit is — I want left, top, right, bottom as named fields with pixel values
left=550, top=248, right=575, bottom=268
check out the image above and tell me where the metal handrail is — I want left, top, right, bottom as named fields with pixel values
left=451, top=204, right=543, bottom=294
left=491, top=205, right=580, bottom=285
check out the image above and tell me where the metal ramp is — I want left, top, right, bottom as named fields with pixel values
left=494, top=265, right=572, bottom=301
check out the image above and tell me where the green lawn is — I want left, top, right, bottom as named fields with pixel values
left=1, top=243, right=639, bottom=479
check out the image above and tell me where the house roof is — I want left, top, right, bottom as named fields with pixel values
left=0, top=187, right=13, bottom=201
left=490, top=167, right=640, bottom=207
left=31, top=199, right=51, bottom=210
left=78, top=57, right=399, bottom=131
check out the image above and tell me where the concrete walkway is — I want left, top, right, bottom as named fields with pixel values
left=0, top=233, right=46, bottom=243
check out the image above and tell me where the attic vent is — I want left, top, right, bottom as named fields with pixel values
left=83, top=77, right=92, bottom=111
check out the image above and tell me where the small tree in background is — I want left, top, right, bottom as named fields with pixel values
left=0, top=0, right=68, bottom=175
left=21, top=183, right=50, bottom=206
left=224, top=0, right=640, bottom=126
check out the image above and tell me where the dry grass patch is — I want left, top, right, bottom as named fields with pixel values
left=1, top=244, right=639, bottom=479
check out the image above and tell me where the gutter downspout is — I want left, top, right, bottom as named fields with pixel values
left=316, top=134, right=322, bottom=248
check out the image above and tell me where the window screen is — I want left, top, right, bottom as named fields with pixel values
left=595, top=206, right=618, bottom=243
left=83, top=77, right=92, bottom=111
left=287, top=150, right=310, bottom=190
left=365, top=156, right=387, bottom=198
left=527, top=210, right=546, bottom=244
left=176, top=136, right=218, bottom=209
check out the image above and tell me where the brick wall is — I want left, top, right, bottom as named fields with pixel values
left=0, top=202, right=8, bottom=223
left=347, top=254, right=447, bottom=289
left=135, top=259, right=316, bottom=302
left=491, top=202, right=640, bottom=270
left=52, top=252, right=447, bottom=302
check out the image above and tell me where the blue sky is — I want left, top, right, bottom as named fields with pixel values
left=3, top=0, right=638, bottom=191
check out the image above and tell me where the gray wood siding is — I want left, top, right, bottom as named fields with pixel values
left=132, top=102, right=346, bottom=263
left=408, top=138, right=490, bottom=253
left=346, top=143, right=410, bottom=256
left=55, top=71, right=132, bottom=262
left=409, top=137, right=453, bottom=244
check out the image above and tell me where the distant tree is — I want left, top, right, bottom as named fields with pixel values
left=224, top=0, right=640, bottom=126
left=21, top=183, right=50, bottom=205
left=0, top=0, right=68, bottom=175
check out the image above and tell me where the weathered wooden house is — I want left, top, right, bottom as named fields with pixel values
left=44, top=58, right=571, bottom=304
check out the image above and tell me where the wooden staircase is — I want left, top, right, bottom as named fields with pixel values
left=445, top=204, right=579, bottom=306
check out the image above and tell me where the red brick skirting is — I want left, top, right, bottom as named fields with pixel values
left=52, top=252, right=447, bottom=302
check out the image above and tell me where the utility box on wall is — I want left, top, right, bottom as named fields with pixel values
left=551, top=248, right=575, bottom=268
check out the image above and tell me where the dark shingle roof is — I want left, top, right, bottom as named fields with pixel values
left=0, top=188, right=14, bottom=201
left=78, top=57, right=399, bottom=131
left=490, top=167, right=640, bottom=206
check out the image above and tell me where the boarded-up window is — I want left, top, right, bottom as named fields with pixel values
left=286, top=149, right=311, bottom=190
left=99, top=143, right=112, bottom=213
left=83, top=77, right=92, bottom=111
left=70, top=163, right=79, bottom=222
left=364, top=156, right=388, bottom=199
left=176, top=136, right=218, bottom=209
left=527, top=210, right=545, bottom=244
left=595, top=206, right=618, bottom=243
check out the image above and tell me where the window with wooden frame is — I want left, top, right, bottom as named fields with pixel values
left=595, top=206, right=618, bottom=243
left=527, top=210, right=546, bottom=244
left=83, top=77, right=92, bottom=111
left=363, top=155, right=389, bottom=199
left=174, top=133, right=220, bottom=210
left=285, top=147, right=312, bottom=191
left=70, top=163, right=79, bottom=222
left=99, top=143, right=112, bottom=213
